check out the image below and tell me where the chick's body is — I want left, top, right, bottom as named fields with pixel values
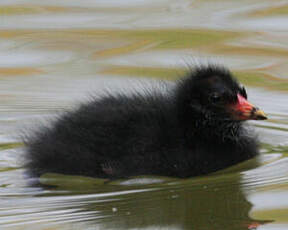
left=25, top=66, right=265, bottom=178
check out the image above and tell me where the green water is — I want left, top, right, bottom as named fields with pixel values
left=1, top=1, right=288, bottom=229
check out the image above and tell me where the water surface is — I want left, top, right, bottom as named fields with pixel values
left=1, top=0, right=288, bottom=229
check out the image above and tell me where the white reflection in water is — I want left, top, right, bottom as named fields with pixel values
left=0, top=51, right=75, bottom=67
left=0, top=0, right=172, bottom=8
left=259, top=224, right=288, bottom=230
left=102, top=51, right=280, bottom=71
left=249, top=191, right=288, bottom=210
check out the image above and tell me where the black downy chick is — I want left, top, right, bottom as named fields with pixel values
left=25, top=66, right=267, bottom=178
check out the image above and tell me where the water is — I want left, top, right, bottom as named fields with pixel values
left=1, top=0, right=288, bottom=229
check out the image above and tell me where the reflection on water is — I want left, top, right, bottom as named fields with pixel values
left=1, top=0, right=288, bottom=229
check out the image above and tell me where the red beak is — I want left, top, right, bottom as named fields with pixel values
left=229, top=94, right=267, bottom=120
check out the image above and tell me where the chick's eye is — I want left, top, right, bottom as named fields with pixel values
left=240, top=87, right=247, bottom=99
left=209, top=93, right=221, bottom=103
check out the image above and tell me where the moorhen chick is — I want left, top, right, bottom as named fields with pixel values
left=25, top=65, right=267, bottom=178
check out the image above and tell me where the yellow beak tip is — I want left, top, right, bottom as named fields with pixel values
left=254, top=110, right=267, bottom=120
